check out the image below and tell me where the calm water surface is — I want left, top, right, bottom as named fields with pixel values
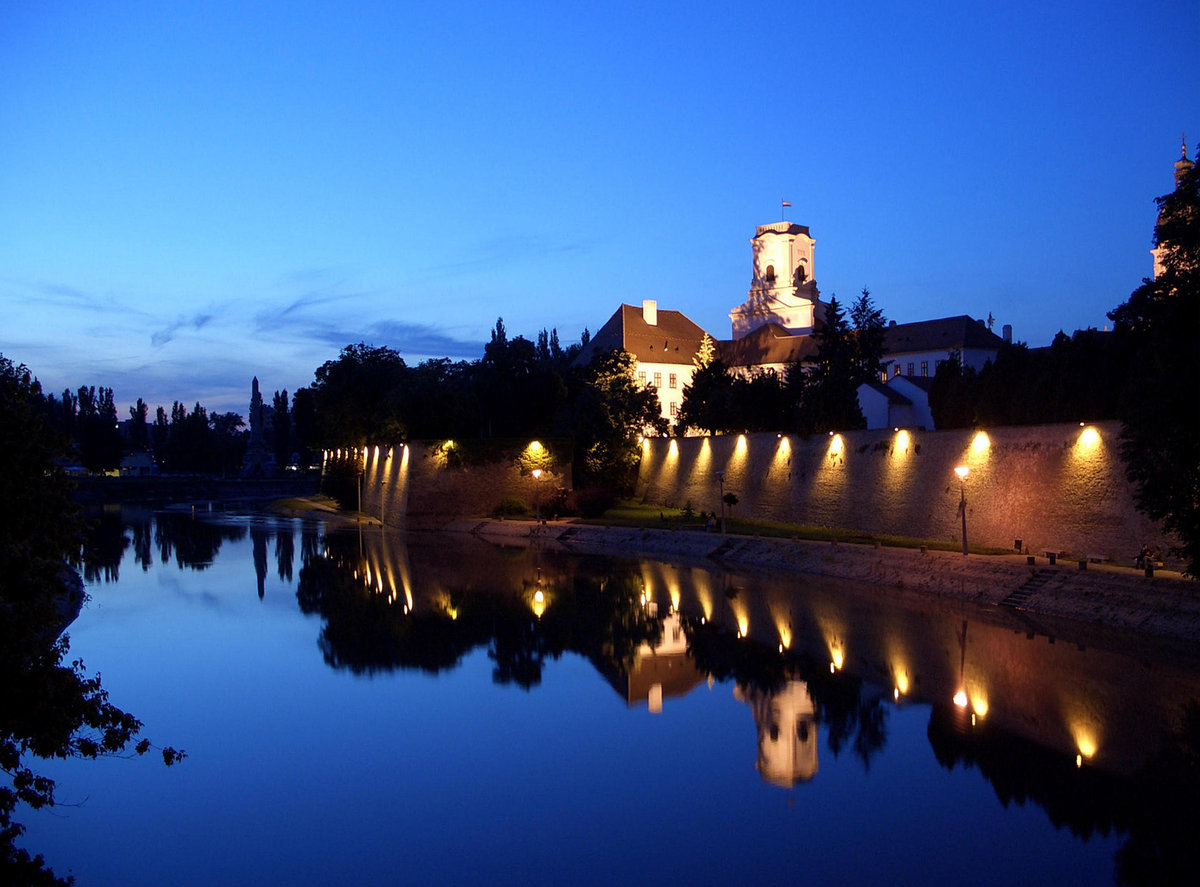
left=21, top=507, right=1200, bottom=885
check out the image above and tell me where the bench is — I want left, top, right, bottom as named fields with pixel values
left=1087, top=554, right=1109, bottom=564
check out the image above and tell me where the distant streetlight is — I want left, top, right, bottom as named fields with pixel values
left=716, top=470, right=726, bottom=535
left=954, top=465, right=969, bottom=556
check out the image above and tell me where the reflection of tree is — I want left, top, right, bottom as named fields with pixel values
left=275, top=527, right=295, bottom=581
left=1115, top=702, right=1200, bottom=885
left=79, top=510, right=130, bottom=584
left=153, top=513, right=246, bottom=570
left=927, top=703, right=1128, bottom=841
left=2, top=355, right=182, bottom=885
left=685, top=619, right=887, bottom=770
left=295, top=534, right=661, bottom=687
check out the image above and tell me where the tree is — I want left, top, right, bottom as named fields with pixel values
left=675, top=358, right=736, bottom=434
left=798, top=296, right=866, bottom=433
left=0, top=355, right=182, bottom=884
left=570, top=349, right=667, bottom=492
left=1108, top=148, right=1200, bottom=576
left=309, top=343, right=409, bottom=446
left=129, top=398, right=150, bottom=450
left=271, top=390, right=291, bottom=467
left=849, top=288, right=887, bottom=386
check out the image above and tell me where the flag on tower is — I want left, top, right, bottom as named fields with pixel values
left=781, top=200, right=791, bottom=207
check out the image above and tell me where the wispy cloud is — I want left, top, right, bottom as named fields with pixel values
left=151, top=311, right=217, bottom=347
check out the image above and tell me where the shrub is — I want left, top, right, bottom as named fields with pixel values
left=492, top=496, right=529, bottom=518
left=574, top=486, right=615, bottom=518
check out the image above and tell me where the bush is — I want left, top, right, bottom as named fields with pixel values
left=320, top=457, right=360, bottom=510
left=492, top=496, right=529, bottom=518
left=573, top=486, right=615, bottom=518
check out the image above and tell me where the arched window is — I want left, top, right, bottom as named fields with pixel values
left=794, top=263, right=807, bottom=285
left=764, top=264, right=776, bottom=282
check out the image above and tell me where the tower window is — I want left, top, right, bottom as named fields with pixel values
left=764, top=264, right=775, bottom=282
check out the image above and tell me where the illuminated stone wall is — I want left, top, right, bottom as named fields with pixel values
left=635, top=421, right=1173, bottom=564
left=351, top=440, right=571, bottom=529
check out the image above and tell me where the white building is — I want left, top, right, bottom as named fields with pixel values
left=577, top=300, right=708, bottom=424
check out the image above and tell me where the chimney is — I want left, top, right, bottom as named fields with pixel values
left=643, top=300, right=658, bottom=326
left=1002, top=324, right=1012, bottom=344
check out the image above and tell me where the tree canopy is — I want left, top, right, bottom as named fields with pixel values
left=1108, top=149, right=1200, bottom=576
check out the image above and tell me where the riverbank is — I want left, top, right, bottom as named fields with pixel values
left=442, top=517, right=1200, bottom=647
left=72, top=473, right=320, bottom=506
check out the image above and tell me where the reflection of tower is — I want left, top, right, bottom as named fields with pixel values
left=599, top=611, right=703, bottom=712
left=734, top=679, right=819, bottom=788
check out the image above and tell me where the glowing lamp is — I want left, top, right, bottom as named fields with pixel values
left=954, top=465, right=969, bottom=480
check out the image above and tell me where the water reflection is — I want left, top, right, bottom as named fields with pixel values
left=70, top=512, right=1200, bottom=884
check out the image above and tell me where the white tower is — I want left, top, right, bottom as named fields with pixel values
left=729, top=221, right=822, bottom=339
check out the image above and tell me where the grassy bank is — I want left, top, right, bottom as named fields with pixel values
left=586, top=500, right=1014, bottom=556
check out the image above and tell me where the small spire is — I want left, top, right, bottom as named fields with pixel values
left=1182, top=133, right=1188, bottom=160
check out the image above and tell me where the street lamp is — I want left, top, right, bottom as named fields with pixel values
left=716, top=470, right=726, bottom=535
left=531, top=468, right=543, bottom=523
left=954, top=465, right=969, bottom=556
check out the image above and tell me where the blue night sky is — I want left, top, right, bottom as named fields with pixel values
left=2, top=1, right=1196, bottom=414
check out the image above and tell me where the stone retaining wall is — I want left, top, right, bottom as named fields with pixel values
left=634, top=422, right=1174, bottom=566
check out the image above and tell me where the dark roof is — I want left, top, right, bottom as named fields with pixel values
left=883, top=316, right=1006, bottom=355
left=576, top=304, right=709, bottom=367
left=718, top=323, right=819, bottom=368
left=859, top=380, right=912, bottom=406
left=889, top=374, right=935, bottom=393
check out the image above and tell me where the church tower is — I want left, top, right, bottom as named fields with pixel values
left=1152, top=135, right=1195, bottom=279
left=729, top=221, right=822, bottom=339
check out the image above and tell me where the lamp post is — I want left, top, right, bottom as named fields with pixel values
left=531, top=468, right=543, bottom=523
left=716, top=470, right=726, bottom=535
left=954, top=465, right=969, bottom=556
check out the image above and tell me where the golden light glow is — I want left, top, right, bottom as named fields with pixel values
left=1075, top=734, right=1097, bottom=760
left=528, top=440, right=543, bottom=453
left=777, top=624, right=792, bottom=650
left=1078, top=426, right=1101, bottom=449
left=953, top=690, right=969, bottom=708
left=735, top=434, right=748, bottom=454
left=531, top=588, right=547, bottom=618
left=971, top=431, right=990, bottom=454
left=970, top=696, right=989, bottom=718
left=531, top=468, right=542, bottom=479
left=668, top=439, right=679, bottom=459
left=830, top=647, right=844, bottom=671
left=737, top=614, right=749, bottom=638
left=829, top=433, right=844, bottom=456
left=894, top=429, right=911, bottom=452
left=776, top=435, right=791, bottom=458
left=954, top=465, right=969, bottom=480
left=894, top=670, right=910, bottom=696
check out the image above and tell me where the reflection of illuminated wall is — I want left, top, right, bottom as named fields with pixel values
left=735, top=680, right=819, bottom=787
left=636, top=422, right=1174, bottom=563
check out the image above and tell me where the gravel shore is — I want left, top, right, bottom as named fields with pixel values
left=444, top=518, right=1200, bottom=648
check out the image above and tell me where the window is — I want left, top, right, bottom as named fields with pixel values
left=653, top=372, right=662, bottom=389
left=880, top=369, right=888, bottom=383
left=669, top=402, right=677, bottom=417
left=906, top=363, right=914, bottom=377
left=669, top=373, right=677, bottom=389
left=892, top=364, right=900, bottom=378
left=638, top=371, right=647, bottom=386
left=921, top=361, right=928, bottom=377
